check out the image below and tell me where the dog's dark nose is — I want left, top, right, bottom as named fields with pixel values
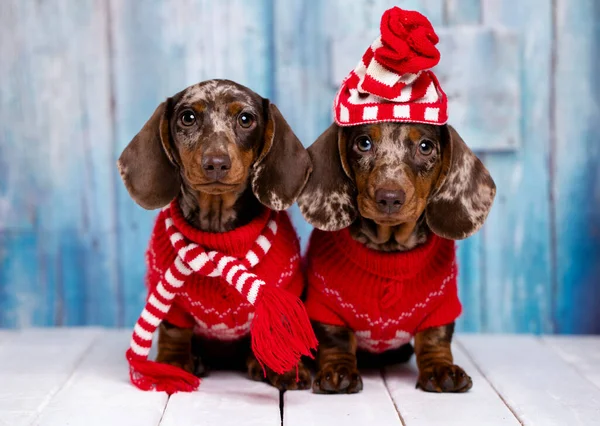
left=375, top=189, right=406, bottom=214
left=202, top=154, right=231, bottom=180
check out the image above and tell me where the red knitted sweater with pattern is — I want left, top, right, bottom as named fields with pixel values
left=145, top=203, right=304, bottom=341
left=304, top=228, right=460, bottom=353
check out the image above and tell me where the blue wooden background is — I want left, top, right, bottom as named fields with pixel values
left=0, top=0, right=598, bottom=333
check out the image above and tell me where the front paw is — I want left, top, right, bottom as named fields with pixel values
left=247, top=358, right=311, bottom=390
left=313, top=364, right=363, bottom=394
left=155, top=352, right=195, bottom=375
left=417, top=364, right=472, bottom=393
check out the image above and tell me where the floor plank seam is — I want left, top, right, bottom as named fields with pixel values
left=539, top=337, right=600, bottom=391
left=279, top=390, right=284, bottom=426
left=157, top=394, right=171, bottom=426
left=380, top=367, right=407, bottom=426
left=455, top=339, right=524, bottom=426
left=27, top=330, right=105, bottom=426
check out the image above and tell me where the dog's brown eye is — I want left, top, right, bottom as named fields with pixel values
left=356, top=136, right=372, bottom=152
left=418, top=140, right=434, bottom=156
left=238, top=112, right=255, bottom=128
left=180, top=110, right=196, bottom=126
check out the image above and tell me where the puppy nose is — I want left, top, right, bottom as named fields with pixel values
left=202, top=154, right=231, bottom=180
left=375, top=189, right=406, bottom=214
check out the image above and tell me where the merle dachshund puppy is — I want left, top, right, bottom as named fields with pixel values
left=298, top=122, right=495, bottom=393
left=118, top=79, right=312, bottom=390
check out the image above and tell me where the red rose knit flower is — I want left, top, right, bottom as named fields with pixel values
left=376, top=7, right=440, bottom=75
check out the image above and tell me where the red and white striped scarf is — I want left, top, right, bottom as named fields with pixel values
left=126, top=202, right=317, bottom=394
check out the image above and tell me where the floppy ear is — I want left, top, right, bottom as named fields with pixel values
left=251, top=101, right=312, bottom=210
left=426, top=125, right=496, bottom=240
left=297, top=123, right=357, bottom=231
left=117, top=100, right=181, bottom=210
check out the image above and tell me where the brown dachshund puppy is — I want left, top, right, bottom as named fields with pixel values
left=118, top=79, right=312, bottom=390
left=298, top=122, right=495, bottom=393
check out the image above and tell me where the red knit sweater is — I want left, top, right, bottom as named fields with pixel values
left=145, top=203, right=304, bottom=341
left=304, top=228, right=460, bottom=353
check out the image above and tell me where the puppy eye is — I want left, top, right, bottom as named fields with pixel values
left=355, top=136, right=373, bottom=152
left=418, top=139, right=435, bottom=156
left=238, top=112, right=255, bottom=128
left=179, top=110, right=196, bottom=127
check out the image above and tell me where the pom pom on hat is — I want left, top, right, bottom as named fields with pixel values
left=334, top=7, right=448, bottom=126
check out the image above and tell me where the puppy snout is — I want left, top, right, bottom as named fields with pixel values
left=202, top=154, right=231, bottom=180
left=375, top=188, right=406, bottom=214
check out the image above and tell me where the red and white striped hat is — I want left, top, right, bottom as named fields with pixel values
left=334, top=7, right=447, bottom=126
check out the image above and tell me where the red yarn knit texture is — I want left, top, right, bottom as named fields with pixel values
left=304, top=229, right=460, bottom=353
left=145, top=203, right=304, bottom=340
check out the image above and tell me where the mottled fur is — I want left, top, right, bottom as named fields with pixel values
left=300, top=121, right=494, bottom=393
left=117, top=79, right=312, bottom=390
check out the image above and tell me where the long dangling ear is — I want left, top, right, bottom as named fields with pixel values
left=426, top=125, right=496, bottom=240
left=117, top=99, right=181, bottom=210
left=297, top=123, right=357, bottom=231
left=251, top=101, right=312, bottom=210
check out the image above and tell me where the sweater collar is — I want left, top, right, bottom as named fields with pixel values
left=332, top=227, right=454, bottom=279
left=169, top=201, right=272, bottom=257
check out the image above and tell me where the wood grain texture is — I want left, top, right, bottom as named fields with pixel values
left=283, top=371, right=401, bottom=426
left=35, top=330, right=168, bottom=426
left=553, top=0, right=600, bottom=333
left=544, top=335, right=600, bottom=390
left=383, top=343, right=520, bottom=425
left=0, top=328, right=103, bottom=426
left=480, top=0, right=554, bottom=332
left=0, top=0, right=118, bottom=327
left=459, top=334, right=600, bottom=425
left=162, top=372, right=280, bottom=426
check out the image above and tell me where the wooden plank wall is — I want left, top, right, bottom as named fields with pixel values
left=0, top=0, right=598, bottom=333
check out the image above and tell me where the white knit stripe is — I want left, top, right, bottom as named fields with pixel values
left=174, top=256, right=193, bottom=276
left=339, top=105, right=350, bottom=123
left=141, top=308, right=161, bottom=327
left=362, top=106, right=378, bottom=120
left=215, top=255, right=233, bottom=274
left=148, top=294, right=170, bottom=313
left=235, top=272, right=253, bottom=293
left=424, top=107, right=439, bottom=122
left=395, top=84, right=413, bottom=102
left=130, top=339, right=151, bottom=357
left=256, top=235, right=271, bottom=253
left=165, top=269, right=185, bottom=288
left=134, top=323, right=154, bottom=341
left=179, top=243, right=198, bottom=257
left=169, top=232, right=184, bottom=245
left=393, top=104, right=411, bottom=118
left=188, top=252, right=211, bottom=272
left=245, top=250, right=259, bottom=267
left=246, top=279, right=265, bottom=304
left=165, top=218, right=174, bottom=228
left=267, top=220, right=278, bottom=233
left=156, top=283, right=176, bottom=301
left=366, top=58, right=401, bottom=87
left=226, top=264, right=244, bottom=284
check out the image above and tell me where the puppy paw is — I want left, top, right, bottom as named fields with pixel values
left=417, top=364, right=472, bottom=393
left=268, top=365, right=312, bottom=391
left=247, top=358, right=311, bottom=390
left=155, top=353, right=195, bottom=375
left=313, top=364, right=363, bottom=394
left=247, top=357, right=265, bottom=382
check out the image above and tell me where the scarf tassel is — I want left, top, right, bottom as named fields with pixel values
left=251, top=285, right=318, bottom=375
left=126, top=349, right=200, bottom=395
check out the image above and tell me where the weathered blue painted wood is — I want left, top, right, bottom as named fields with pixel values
left=481, top=0, right=554, bottom=332
left=553, top=0, right=600, bottom=333
left=109, top=0, right=273, bottom=326
left=0, top=0, right=118, bottom=327
left=445, top=0, right=481, bottom=25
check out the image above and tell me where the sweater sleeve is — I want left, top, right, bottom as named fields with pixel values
left=416, top=279, right=462, bottom=332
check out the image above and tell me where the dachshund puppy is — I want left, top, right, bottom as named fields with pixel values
left=118, top=79, right=312, bottom=390
left=298, top=122, right=495, bottom=393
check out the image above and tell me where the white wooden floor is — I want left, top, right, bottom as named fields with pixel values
left=1, top=329, right=600, bottom=426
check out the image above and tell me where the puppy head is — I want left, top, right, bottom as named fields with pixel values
left=298, top=122, right=496, bottom=240
left=117, top=79, right=311, bottom=210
